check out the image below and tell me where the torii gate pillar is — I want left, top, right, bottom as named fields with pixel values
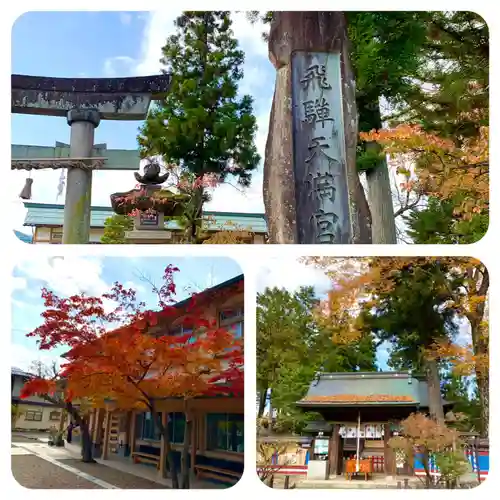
left=64, top=109, right=101, bottom=244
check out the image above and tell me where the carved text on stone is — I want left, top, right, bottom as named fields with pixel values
left=310, top=209, right=339, bottom=244
left=300, top=64, right=332, bottom=91
left=302, top=97, right=335, bottom=128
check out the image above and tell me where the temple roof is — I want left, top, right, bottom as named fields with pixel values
left=23, top=202, right=268, bottom=234
left=297, top=371, right=445, bottom=408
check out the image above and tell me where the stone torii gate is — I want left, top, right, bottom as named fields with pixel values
left=11, top=74, right=171, bottom=244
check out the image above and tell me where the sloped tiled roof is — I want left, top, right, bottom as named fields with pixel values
left=23, top=202, right=268, bottom=234
left=297, top=372, right=434, bottom=407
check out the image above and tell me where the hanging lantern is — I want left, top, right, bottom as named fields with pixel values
left=19, top=178, right=33, bottom=200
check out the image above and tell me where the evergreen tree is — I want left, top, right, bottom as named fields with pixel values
left=404, top=197, right=488, bottom=244
left=101, top=214, right=134, bottom=244
left=257, top=285, right=377, bottom=433
left=139, top=12, right=260, bottom=241
left=360, top=260, right=462, bottom=422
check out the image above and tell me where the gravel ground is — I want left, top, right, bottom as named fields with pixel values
left=59, top=459, right=168, bottom=489
left=11, top=455, right=103, bottom=489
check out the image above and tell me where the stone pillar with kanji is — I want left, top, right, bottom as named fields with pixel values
left=263, top=12, right=372, bottom=244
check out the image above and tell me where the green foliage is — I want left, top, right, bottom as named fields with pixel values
left=101, top=214, right=134, bottom=244
left=441, top=372, right=482, bottom=433
left=139, top=11, right=260, bottom=187
left=434, top=449, right=471, bottom=485
left=399, top=11, right=488, bottom=142
left=11, top=404, right=22, bottom=426
left=360, top=260, right=462, bottom=369
left=404, top=197, right=488, bottom=244
left=257, top=286, right=377, bottom=433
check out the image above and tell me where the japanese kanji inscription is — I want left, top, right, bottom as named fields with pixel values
left=291, top=52, right=351, bottom=244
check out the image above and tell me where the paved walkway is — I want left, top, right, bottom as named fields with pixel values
left=11, top=437, right=168, bottom=489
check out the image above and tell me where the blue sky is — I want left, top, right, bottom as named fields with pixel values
left=11, top=11, right=273, bottom=232
left=11, top=255, right=242, bottom=370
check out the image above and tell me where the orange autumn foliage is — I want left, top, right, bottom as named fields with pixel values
left=20, top=265, right=244, bottom=411
left=302, top=257, right=489, bottom=378
left=360, top=124, right=489, bottom=220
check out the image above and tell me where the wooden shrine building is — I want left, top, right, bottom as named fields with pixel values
left=296, top=371, right=453, bottom=479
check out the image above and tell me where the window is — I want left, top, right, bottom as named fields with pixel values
left=50, top=229, right=63, bottom=244
left=170, top=325, right=196, bottom=344
left=168, top=413, right=185, bottom=444
left=219, top=307, right=243, bottom=323
left=25, top=410, right=43, bottom=422
left=228, top=321, right=243, bottom=338
left=219, top=307, right=244, bottom=339
left=138, top=412, right=162, bottom=441
left=206, top=413, right=244, bottom=453
left=49, top=411, right=61, bottom=421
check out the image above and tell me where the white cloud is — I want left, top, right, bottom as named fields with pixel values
left=103, top=55, right=135, bottom=77
left=15, top=256, right=107, bottom=297
left=12, top=276, right=27, bottom=290
left=123, top=280, right=147, bottom=295
left=11, top=343, right=62, bottom=372
left=257, top=257, right=331, bottom=295
left=119, top=12, right=133, bottom=26
left=11, top=12, right=271, bottom=236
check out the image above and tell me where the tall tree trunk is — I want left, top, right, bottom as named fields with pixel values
left=424, top=358, right=444, bottom=424
left=358, top=98, right=397, bottom=244
left=257, top=389, right=267, bottom=419
left=366, top=156, right=397, bottom=243
left=66, top=402, right=95, bottom=463
left=264, top=12, right=372, bottom=244
left=181, top=414, right=193, bottom=489
left=468, top=265, right=489, bottom=437
left=80, top=420, right=94, bottom=463
left=154, top=412, right=179, bottom=488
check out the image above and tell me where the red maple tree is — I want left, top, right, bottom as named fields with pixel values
left=20, top=265, right=244, bottom=489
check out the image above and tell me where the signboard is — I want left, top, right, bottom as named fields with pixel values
left=291, top=52, right=351, bottom=244
left=314, top=438, right=329, bottom=455
left=139, top=210, right=159, bottom=226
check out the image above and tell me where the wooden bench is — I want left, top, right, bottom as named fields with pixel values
left=131, top=451, right=161, bottom=470
left=194, top=464, right=241, bottom=485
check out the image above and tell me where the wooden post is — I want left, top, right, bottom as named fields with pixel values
left=88, top=409, right=96, bottom=437
left=102, top=410, right=112, bottom=460
left=129, top=411, right=137, bottom=456
left=329, top=423, right=341, bottom=476
left=263, top=12, right=372, bottom=244
left=384, top=423, right=393, bottom=478
left=190, top=413, right=197, bottom=469
left=159, top=412, right=168, bottom=478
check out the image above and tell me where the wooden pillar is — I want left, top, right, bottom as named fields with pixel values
left=88, top=409, right=96, bottom=437
left=129, top=411, right=137, bottom=455
left=102, top=410, right=112, bottom=460
left=191, top=413, right=197, bottom=469
left=329, top=424, right=341, bottom=477
left=93, top=409, right=105, bottom=443
left=384, top=423, right=393, bottom=477
left=159, top=412, right=168, bottom=478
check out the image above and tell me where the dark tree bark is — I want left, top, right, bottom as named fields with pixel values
left=257, top=390, right=267, bottom=419
left=180, top=415, right=193, bottom=489
left=424, top=358, right=445, bottom=424
left=263, top=12, right=372, bottom=244
left=153, top=412, right=179, bottom=488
